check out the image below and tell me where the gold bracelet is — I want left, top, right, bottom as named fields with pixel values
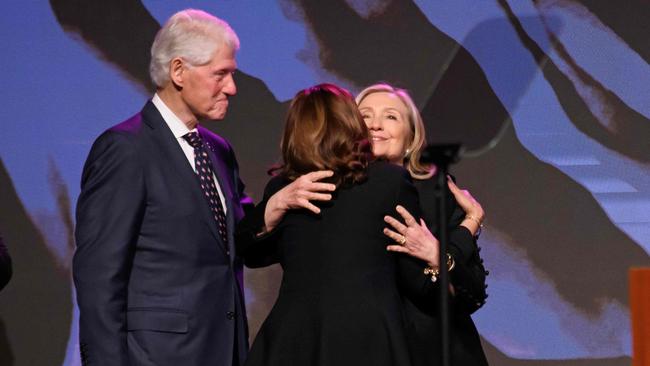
left=423, top=266, right=440, bottom=283
left=446, top=253, right=455, bottom=272
left=424, top=254, right=455, bottom=283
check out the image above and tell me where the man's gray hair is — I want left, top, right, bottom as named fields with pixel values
left=149, top=9, right=240, bottom=88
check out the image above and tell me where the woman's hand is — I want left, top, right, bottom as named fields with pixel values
left=384, top=205, right=440, bottom=267
left=264, top=170, right=336, bottom=232
left=448, top=179, right=484, bottom=236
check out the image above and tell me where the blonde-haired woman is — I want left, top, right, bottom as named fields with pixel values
left=357, top=83, right=489, bottom=366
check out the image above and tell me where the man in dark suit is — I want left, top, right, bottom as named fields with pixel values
left=74, top=9, right=251, bottom=366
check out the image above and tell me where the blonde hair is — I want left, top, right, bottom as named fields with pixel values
left=356, top=83, right=433, bottom=180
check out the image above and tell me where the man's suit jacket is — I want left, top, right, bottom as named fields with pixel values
left=74, top=101, right=251, bottom=366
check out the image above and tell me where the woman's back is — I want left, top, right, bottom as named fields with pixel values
left=244, top=161, right=420, bottom=366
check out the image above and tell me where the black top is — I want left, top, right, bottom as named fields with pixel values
left=403, top=176, right=489, bottom=366
left=237, top=161, right=424, bottom=366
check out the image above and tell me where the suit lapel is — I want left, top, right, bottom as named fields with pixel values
left=141, top=102, right=227, bottom=254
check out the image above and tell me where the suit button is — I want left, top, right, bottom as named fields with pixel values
left=226, top=250, right=230, bottom=255
left=226, top=311, right=235, bottom=320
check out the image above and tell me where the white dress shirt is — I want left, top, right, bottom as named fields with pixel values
left=151, top=94, right=227, bottom=214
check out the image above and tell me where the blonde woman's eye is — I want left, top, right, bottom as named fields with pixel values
left=387, top=115, right=398, bottom=120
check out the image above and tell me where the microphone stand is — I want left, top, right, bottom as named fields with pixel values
left=420, top=143, right=462, bottom=366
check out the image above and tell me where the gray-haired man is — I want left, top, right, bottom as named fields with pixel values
left=74, top=9, right=249, bottom=366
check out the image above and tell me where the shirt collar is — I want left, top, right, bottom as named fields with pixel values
left=151, top=93, right=196, bottom=138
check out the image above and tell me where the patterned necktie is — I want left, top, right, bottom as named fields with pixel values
left=183, top=132, right=228, bottom=245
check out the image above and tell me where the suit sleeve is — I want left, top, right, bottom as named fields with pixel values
left=396, top=176, right=488, bottom=315
left=446, top=190, right=489, bottom=314
left=73, top=131, right=145, bottom=366
left=391, top=170, right=440, bottom=303
left=235, top=176, right=287, bottom=268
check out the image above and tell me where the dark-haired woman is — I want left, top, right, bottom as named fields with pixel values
left=237, top=84, right=425, bottom=366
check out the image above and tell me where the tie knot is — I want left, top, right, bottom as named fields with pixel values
left=183, top=132, right=203, bottom=148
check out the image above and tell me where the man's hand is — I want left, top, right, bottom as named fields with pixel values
left=263, top=170, right=336, bottom=232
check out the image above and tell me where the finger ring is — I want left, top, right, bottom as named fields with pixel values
left=398, top=235, right=406, bottom=245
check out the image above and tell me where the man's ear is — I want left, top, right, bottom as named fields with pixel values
left=169, top=57, right=185, bottom=87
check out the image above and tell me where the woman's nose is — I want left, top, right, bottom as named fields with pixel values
left=367, top=116, right=382, bottom=130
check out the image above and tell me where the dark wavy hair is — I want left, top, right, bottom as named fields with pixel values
left=272, top=83, right=373, bottom=186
